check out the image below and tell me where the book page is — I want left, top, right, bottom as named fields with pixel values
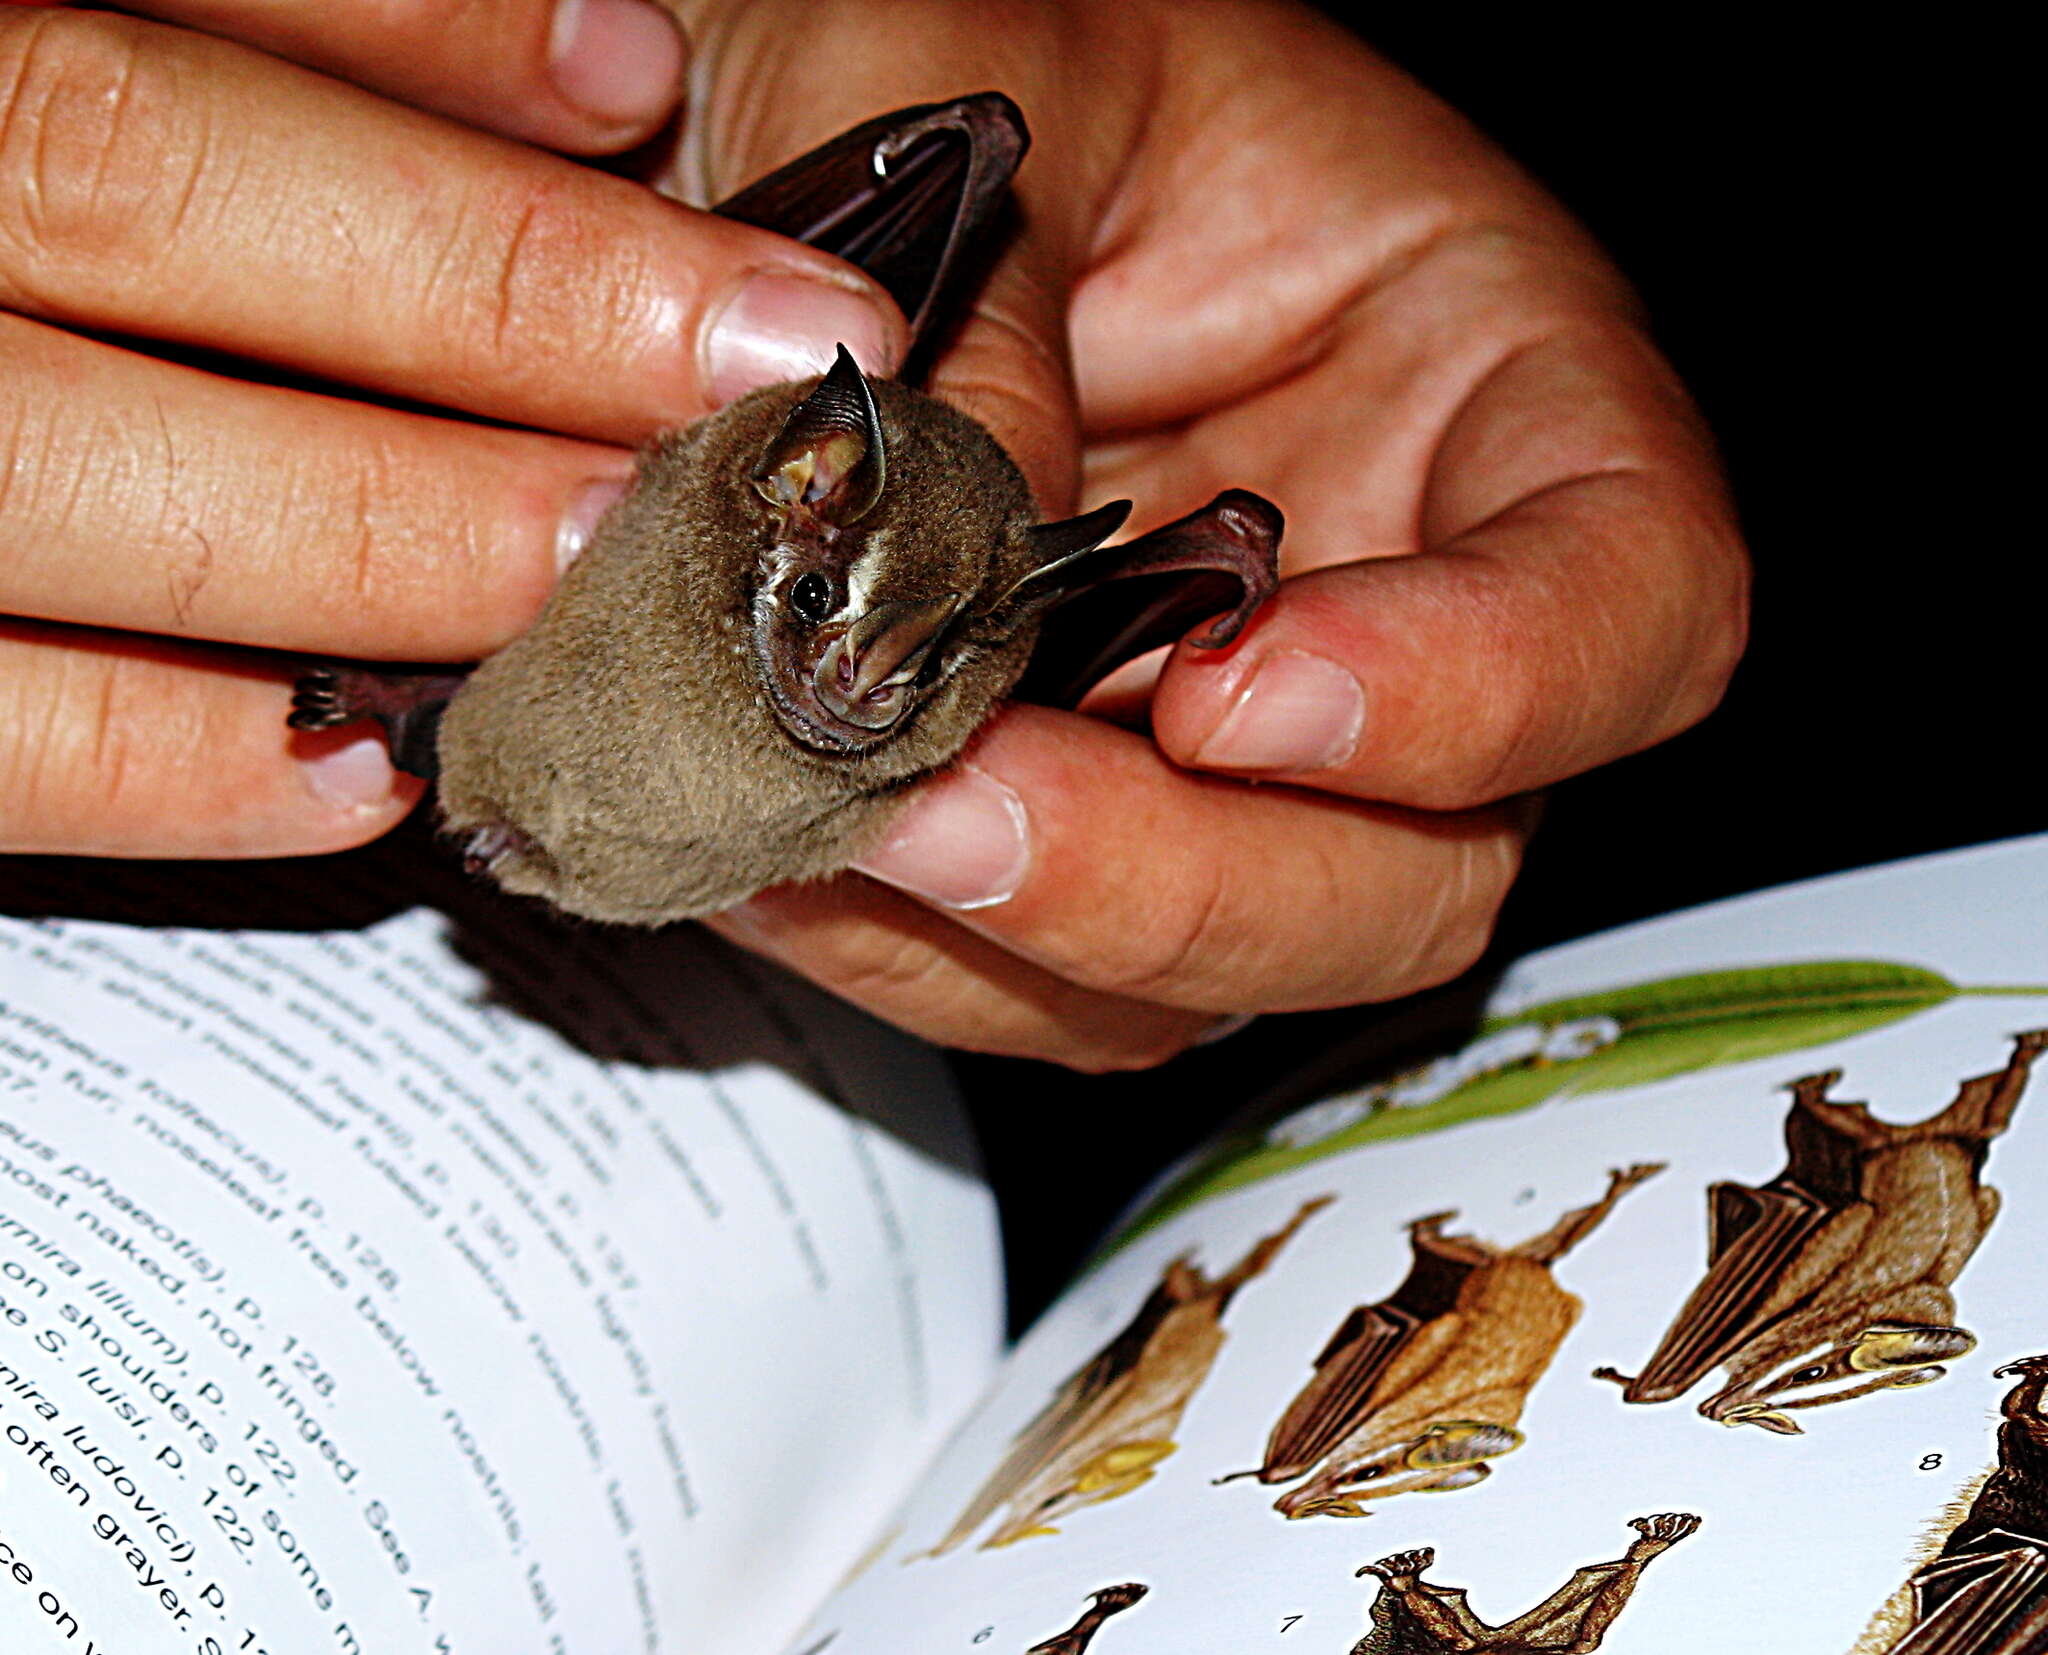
left=0, top=848, right=1003, bottom=1655
left=794, top=834, right=2048, bottom=1655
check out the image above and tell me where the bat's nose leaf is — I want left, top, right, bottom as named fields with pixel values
left=814, top=593, right=962, bottom=728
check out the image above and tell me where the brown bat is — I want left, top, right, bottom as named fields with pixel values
left=1854, top=1355, right=2048, bottom=1655
left=1025, top=1584, right=1149, bottom=1655
left=1221, top=1165, right=1663, bottom=1520
left=1351, top=1513, right=1701, bottom=1655
left=1595, top=1031, right=2045, bottom=1434
left=290, top=96, right=1281, bottom=924
left=925, top=1197, right=1331, bottom=1555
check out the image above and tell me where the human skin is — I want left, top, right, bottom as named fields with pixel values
left=0, top=0, right=1746, bottom=1069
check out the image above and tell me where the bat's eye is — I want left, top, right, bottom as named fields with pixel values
left=1790, top=1365, right=1828, bottom=1385
left=789, top=573, right=835, bottom=624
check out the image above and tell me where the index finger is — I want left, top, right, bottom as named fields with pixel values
left=0, top=9, right=904, bottom=445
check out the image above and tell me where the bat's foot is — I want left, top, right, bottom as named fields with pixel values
left=457, top=821, right=533, bottom=878
left=287, top=663, right=376, bottom=731
left=1359, top=1547, right=1434, bottom=1584
left=1626, top=1512, right=1702, bottom=1557
left=1089, top=1585, right=1148, bottom=1614
left=285, top=661, right=468, bottom=780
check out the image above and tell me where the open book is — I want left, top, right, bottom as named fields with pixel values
left=4, top=834, right=2045, bottom=1654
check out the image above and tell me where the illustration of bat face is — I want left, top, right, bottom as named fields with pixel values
left=1596, top=1032, right=2045, bottom=1435
left=1227, top=1165, right=1662, bottom=1521
left=1854, top=1355, right=2048, bottom=1655
left=1025, top=1584, right=1148, bottom=1655
left=924, top=1198, right=1331, bottom=1556
left=1352, top=1513, right=1700, bottom=1654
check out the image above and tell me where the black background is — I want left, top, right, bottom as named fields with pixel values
left=968, top=14, right=2039, bottom=1326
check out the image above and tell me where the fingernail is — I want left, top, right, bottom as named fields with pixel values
left=1195, top=1012, right=1258, bottom=1047
left=301, top=733, right=400, bottom=812
left=1192, top=651, right=1365, bottom=773
left=556, top=476, right=628, bottom=571
left=854, top=765, right=1030, bottom=910
left=704, top=274, right=897, bottom=406
left=549, top=0, right=685, bottom=129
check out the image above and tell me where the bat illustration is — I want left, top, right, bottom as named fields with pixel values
left=291, top=95, right=1281, bottom=924
left=1855, top=1355, right=2048, bottom=1655
left=1220, top=1164, right=1662, bottom=1520
left=926, top=1197, right=1331, bottom=1555
left=1024, top=1584, right=1149, bottom=1655
left=1351, top=1513, right=1701, bottom=1654
left=1595, top=1031, right=2045, bottom=1434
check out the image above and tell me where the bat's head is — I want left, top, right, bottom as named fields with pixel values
left=1270, top=1420, right=1522, bottom=1520
left=1702, top=1321, right=1975, bottom=1434
left=741, top=347, right=1128, bottom=758
left=978, top=1438, right=1178, bottom=1548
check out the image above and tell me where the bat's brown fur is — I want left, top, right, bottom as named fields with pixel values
left=1598, top=1033, right=2045, bottom=1434
left=925, top=1198, right=1332, bottom=1555
left=1250, top=1165, right=1661, bottom=1520
left=437, top=377, right=1042, bottom=923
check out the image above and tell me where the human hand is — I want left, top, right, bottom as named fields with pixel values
left=0, top=0, right=903, bottom=856
left=673, top=0, right=1748, bottom=1067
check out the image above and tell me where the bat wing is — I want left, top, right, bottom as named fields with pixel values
left=1257, top=1224, right=1483, bottom=1481
left=1012, top=490, right=1284, bottom=710
left=1617, top=1177, right=1833, bottom=1402
left=714, top=93, right=1028, bottom=373
left=1895, top=1535, right=2048, bottom=1655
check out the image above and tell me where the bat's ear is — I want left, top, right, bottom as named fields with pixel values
left=998, top=501, right=1135, bottom=606
left=1850, top=1324, right=1976, bottom=1370
left=750, top=345, right=886, bottom=526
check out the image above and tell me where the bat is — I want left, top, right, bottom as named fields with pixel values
left=289, top=95, right=1283, bottom=924
left=924, top=1196, right=1331, bottom=1555
left=1024, top=1584, right=1148, bottom=1655
left=1594, top=1031, right=2046, bottom=1434
left=1221, top=1164, right=1662, bottom=1521
left=1351, top=1514, right=1701, bottom=1654
left=1855, top=1355, right=2048, bottom=1655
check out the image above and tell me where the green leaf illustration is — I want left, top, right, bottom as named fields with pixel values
left=1117, top=960, right=2048, bottom=1244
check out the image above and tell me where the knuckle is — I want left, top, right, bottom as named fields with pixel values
left=432, top=180, right=642, bottom=392
left=1378, top=828, right=1521, bottom=999
left=0, top=13, right=207, bottom=294
left=1084, top=854, right=1247, bottom=1004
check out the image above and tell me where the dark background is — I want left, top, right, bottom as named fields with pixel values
left=968, top=15, right=2038, bottom=1326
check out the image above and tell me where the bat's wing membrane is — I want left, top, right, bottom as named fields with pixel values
left=1895, top=1535, right=2048, bottom=1655
left=1014, top=490, right=1284, bottom=711
left=1619, top=1179, right=1831, bottom=1402
left=714, top=93, right=1029, bottom=371
left=1257, top=1220, right=1482, bottom=1481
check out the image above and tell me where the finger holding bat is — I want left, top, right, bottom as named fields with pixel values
left=0, top=7, right=903, bottom=859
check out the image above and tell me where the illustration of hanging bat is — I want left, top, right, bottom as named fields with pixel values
left=925, top=1197, right=1332, bottom=1555
left=1220, top=1165, right=1662, bottom=1520
left=1350, top=1513, right=1701, bottom=1655
left=1024, top=1584, right=1149, bottom=1654
left=1595, top=1031, right=2045, bottom=1434
left=1853, top=1355, right=2048, bottom=1655
left=291, top=95, right=1281, bottom=924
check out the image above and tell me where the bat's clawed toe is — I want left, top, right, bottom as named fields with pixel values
left=286, top=665, right=356, bottom=730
